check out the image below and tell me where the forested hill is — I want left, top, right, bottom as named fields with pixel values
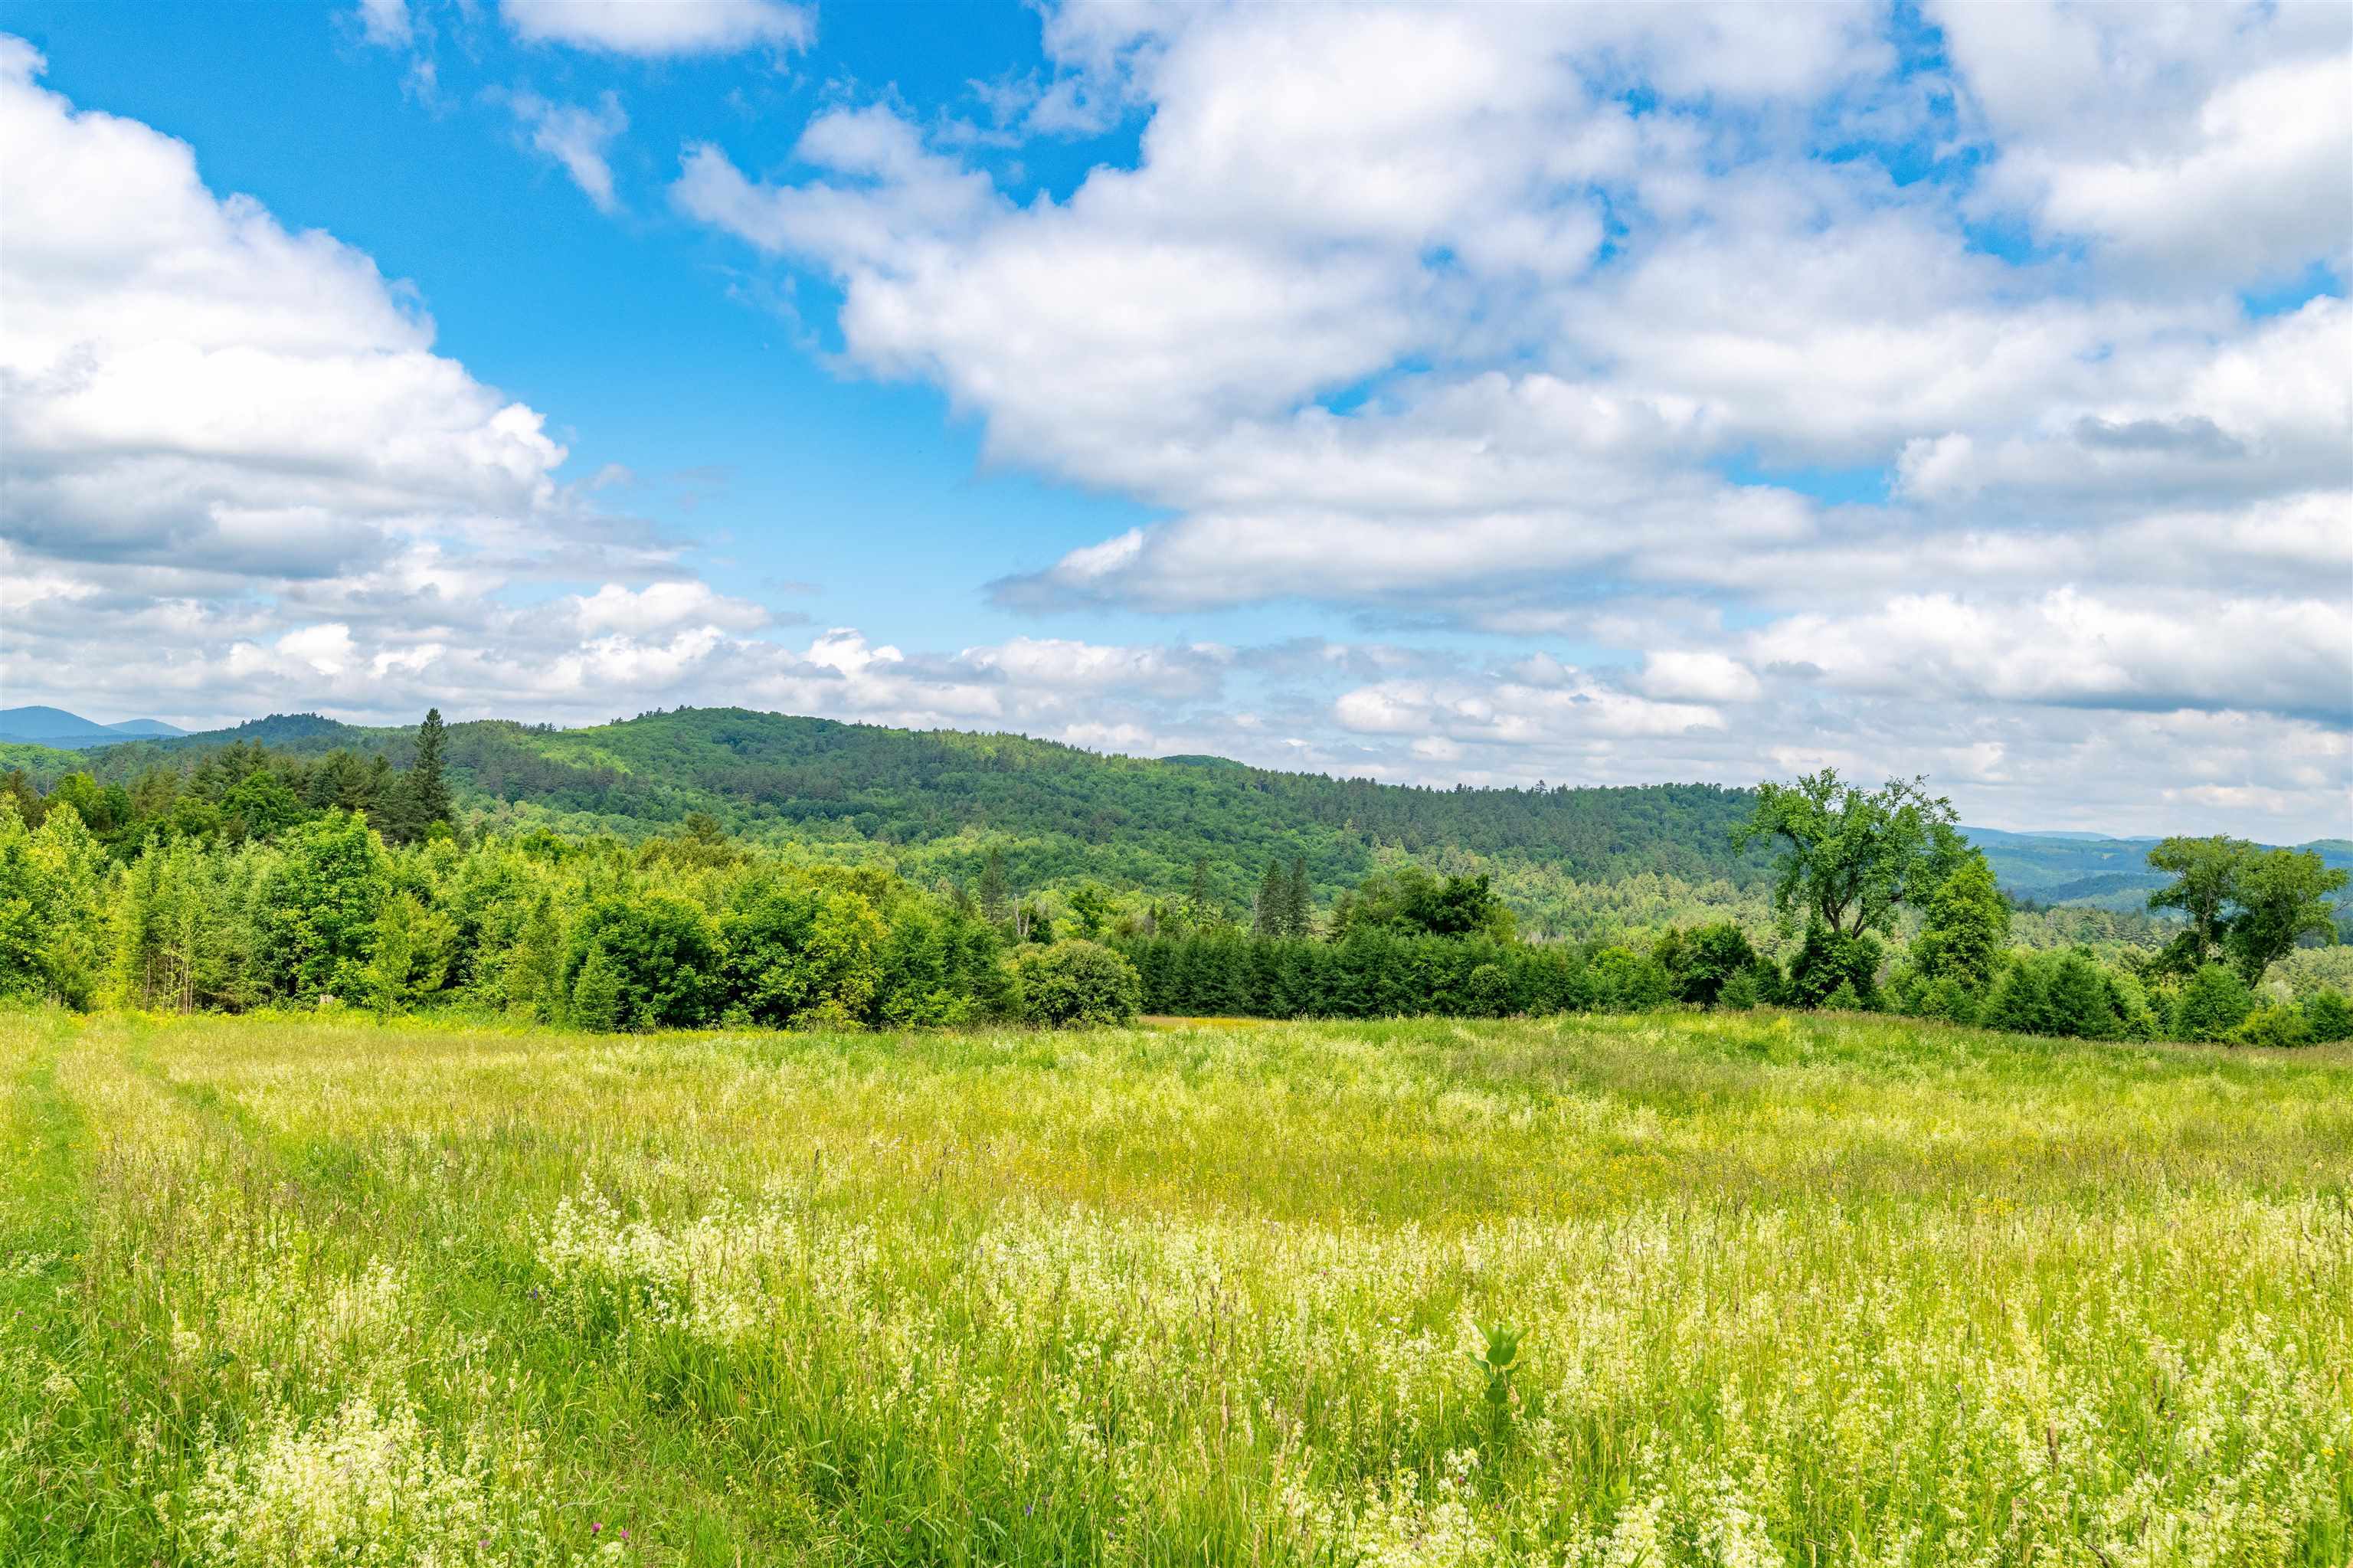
left=42, top=707, right=1772, bottom=918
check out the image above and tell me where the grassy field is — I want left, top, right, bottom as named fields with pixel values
left=2, top=1008, right=2348, bottom=1566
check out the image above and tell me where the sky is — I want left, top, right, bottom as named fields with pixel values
left=2, top=0, right=2348, bottom=840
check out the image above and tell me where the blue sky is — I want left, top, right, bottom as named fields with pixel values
left=2, top=0, right=2348, bottom=837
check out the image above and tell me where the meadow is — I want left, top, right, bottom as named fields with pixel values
left=2, top=1007, right=2348, bottom=1566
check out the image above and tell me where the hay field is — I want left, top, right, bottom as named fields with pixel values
left=2, top=1008, right=2348, bottom=1565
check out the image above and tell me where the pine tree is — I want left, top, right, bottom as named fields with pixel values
left=1285, top=855, right=1313, bottom=937
left=1253, top=860, right=1284, bottom=938
left=1187, top=856, right=1216, bottom=925
left=414, top=709, right=453, bottom=832
left=978, top=847, right=1010, bottom=922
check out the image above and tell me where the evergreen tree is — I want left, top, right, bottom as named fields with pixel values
left=1285, top=855, right=1313, bottom=937
left=388, top=709, right=454, bottom=844
left=977, top=846, right=1010, bottom=922
left=1186, top=856, right=1219, bottom=927
left=2044, top=953, right=2119, bottom=1039
left=1252, top=860, right=1285, bottom=938
left=1985, top=958, right=2048, bottom=1035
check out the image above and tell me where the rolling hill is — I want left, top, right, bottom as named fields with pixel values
left=14, top=705, right=2345, bottom=925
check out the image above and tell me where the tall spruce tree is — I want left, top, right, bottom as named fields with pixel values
left=1285, top=855, right=1313, bottom=937
left=399, top=708, right=453, bottom=843
left=977, top=846, right=1010, bottom=922
left=1253, top=860, right=1285, bottom=937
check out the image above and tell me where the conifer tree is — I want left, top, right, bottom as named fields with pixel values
left=1253, top=860, right=1285, bottom=938
left=404, top=708, right=453, bottom=840
left=1286, top=855, right=1313, bottom=937
left=977, top=846, right=1010, bottom=922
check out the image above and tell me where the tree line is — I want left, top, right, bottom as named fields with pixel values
left=2, top=722, right=2344, bottom=1043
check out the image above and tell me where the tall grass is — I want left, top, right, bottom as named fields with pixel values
left=2, top=1007, right=2347, bottom=1564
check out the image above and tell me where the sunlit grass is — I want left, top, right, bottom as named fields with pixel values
left=2, top=1007, right=2348, bottom=1564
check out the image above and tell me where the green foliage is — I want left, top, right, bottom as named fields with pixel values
left=0, top=801, right=109, bottom=1007
left=1664, top=921, right=1756, bottom=1006
left=561, top=893, right=725, bottom=1030
left=1330, top=866, right=1516, bottom=942
left=2225, top=846, right=2346, bottom=986
left=2230, top=1003, right=2312, bottom=1049
left=2146, top=836, right=2345, bottom=988
left=1821, top=979, right=1864, bottom=1012
left=1786, top=919, right=1883, bottom=1008
left=2171, top=963, right=2256, bottom=1043
left=1913, top=854, right=2009, bottom=990
left=2146, top=835, right=2252, bottom=971
left=721, top=883, right=888, bottom=1026
left=1717, top=968, right=1762, bottom=1010
left=1733, top=769, right=1964, bottom=938
left=254, top=810, right=389, bottom=1002
left=2044, top=952, right=2122, bottom=1040
left=1007, top=939, right=1143, bottom=1026
left=2302, top=988, right=2351, bottom=1043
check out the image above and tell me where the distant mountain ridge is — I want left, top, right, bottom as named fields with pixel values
left=11, top=705, right=2345, bottom=914
left=0, top=706, right=185, bottom=749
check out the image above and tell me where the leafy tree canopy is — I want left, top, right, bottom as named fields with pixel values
left=1733, top=771, right=1965, bottom=939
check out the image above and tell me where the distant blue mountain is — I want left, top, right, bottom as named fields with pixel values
left=1962, top=824, right=2353, bottom=912
left=0, top=705, right=187, bottom=750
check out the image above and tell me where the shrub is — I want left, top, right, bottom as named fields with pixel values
left=1590, top=946, right=1674, bottom=1011
left=722, top=885, right=887, bottom=1026
left=1821, top=978, right=1864, bottom=1012
left=1717, top=969, right=1762, bottom=1010
left=1673, top=921, right=1757, bottom=1007
left=1464, top=962, right=1511, bottom=1016
left=2172, top=962, right=2254, bottom=1043
left=2302, top=989, right=2352, bottom=1043
left=1916, top=975, right=1979, bottom=1026
left=1009, top=939, right=1142, bottom=1027
left=2231, top=1003, right=2312, bottom=1049
left=1787, top=921, right=1881, bottom=1009
left=561, top=892, right=724, bottom=1030
left=2044, top=953, right=2121, bottom=1039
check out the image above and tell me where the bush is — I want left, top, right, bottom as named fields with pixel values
left=561, top=892, right=724, bottom=1031
left=1590, top=945, right=1674, bottom=1011
left=1717, top=968, right=1762, bottom=1010
left=1916, top=975, right=1979, bottom=1026
left=1009, top=939, right=1143, bottom=1027
left=2302, top=989, right=2351, bottom=1043
left=1788, top=921, right=1882, bottom=1009
left=1821, top=978, right=1864, bottom=1012
left=2231, top=1003, right=2312, bottom=1049
left=722, top=885, right=886, bottom=1026
left=1464, top=962, right=1512, bottom=1016
left=1672, top=921, right=1757, bottom=1007
left=2171, top=962, right=2254, bottom=1043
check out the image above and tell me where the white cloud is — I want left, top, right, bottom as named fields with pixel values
left=1933, top=0, right=2353, bottom=285
left=353, top=0, right=411, bottom=49
left=1, top=41, right=574, bottom=584
left=672, top=0, right=2349, bottom=800
left=502, top=90, right=628, bottom=213
left=501, top=0, right=812, bottom=57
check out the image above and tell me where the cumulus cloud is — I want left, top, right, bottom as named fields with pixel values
left=667, top=0, right=2349, bottom=834
left=501, top=0, right=812, bottom=57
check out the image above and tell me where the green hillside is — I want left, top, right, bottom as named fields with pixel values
left=58, top=708, right=1772, bottom=929
left=28, top=705, right=2338, bottom=941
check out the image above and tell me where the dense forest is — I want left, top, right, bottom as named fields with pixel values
left=5, top=706, right=1784, bottom=935
left=2, top=711, right=2345, bottom=1046
left=16, top=704, right=2346, bottom=946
